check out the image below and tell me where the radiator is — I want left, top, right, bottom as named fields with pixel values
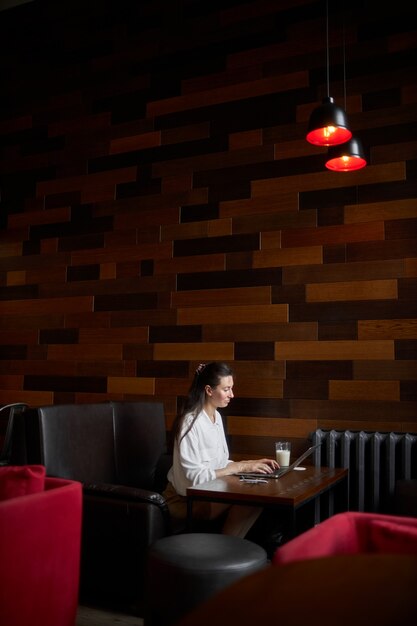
left=311, top=429, right=417, bottom=515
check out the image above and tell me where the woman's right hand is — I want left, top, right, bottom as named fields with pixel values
left=218, top=458, right=279, bottom=477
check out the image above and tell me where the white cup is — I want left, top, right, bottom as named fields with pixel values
left=275, top=441, right=291, bottom=467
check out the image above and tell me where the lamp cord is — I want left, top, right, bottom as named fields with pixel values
left=326, top=0, right=330, bottom=98
left=342, top=2, right=347, bottom=110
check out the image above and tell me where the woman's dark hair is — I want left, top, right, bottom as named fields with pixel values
left=171, top=361, right=234, bottom=443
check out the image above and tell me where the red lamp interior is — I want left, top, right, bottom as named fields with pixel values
left=326, top=154, right=367, bottom=171
left=306, top=125, right=352, bottom=147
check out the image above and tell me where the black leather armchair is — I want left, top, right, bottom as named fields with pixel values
left=0, top=402, right=28, bottom=465
left=21, top=400, right=173, bottom=614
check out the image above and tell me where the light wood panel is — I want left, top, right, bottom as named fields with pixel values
left=306, top=279, right=398, bottom=302
left=177, top=304, right=287, bottom=325
left=329, top=381, right=400, bottom=402
left=275, top=340, right=394, bottom=360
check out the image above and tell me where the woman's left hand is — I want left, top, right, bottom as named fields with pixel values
left=240, top=458, right=279, bottom=474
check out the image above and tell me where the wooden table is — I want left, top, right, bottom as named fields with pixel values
left=187, top=466, right=349, bottom=536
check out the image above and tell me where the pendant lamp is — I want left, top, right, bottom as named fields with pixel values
left=306, top=0, right=352, bottom=147
left=325, top=11, right=367, bottom=172
left=325, top=137, right=367, bottom=171
left=306, top=96, right=352, bottom=146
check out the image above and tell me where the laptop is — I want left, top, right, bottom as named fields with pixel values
left=236, top=444, right=321, bottom=480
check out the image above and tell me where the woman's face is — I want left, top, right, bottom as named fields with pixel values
left=205, top=375, right=234, bottom=409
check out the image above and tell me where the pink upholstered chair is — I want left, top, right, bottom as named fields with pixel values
left=175, top=512, right=417, bottom=626
left=0, top=465, right=82, bottom=626
left=272, top=510, right=417, bottom=565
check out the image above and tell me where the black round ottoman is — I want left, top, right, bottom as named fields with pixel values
left=144, top=533, right=268, bottom=626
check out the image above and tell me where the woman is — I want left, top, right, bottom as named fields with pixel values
left=163, top=361, right=278, bottom=536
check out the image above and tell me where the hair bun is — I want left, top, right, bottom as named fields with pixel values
left=195, top=363, right=206, bottom=376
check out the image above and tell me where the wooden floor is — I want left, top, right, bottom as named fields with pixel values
left=76, top=604, right=144, bottom=626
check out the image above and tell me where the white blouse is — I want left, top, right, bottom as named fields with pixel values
left=167, top=409, right=231, bottom=496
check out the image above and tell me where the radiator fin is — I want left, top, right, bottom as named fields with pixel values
left=311, top=429, right=417, bottom=514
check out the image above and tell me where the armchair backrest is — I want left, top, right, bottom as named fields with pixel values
left=35, top=402, right=116, bottom=483
left=111, top=401, right=168, bottom=491
left=24, top=401, right=168, bottom=491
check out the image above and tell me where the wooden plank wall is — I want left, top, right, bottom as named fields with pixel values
left=0, top=0, right=416, bottom=459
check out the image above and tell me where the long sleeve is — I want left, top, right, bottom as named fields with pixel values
left=167, top=410, right=230, bottom=496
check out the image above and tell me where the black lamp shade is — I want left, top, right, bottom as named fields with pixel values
left=306, top=96, right=352, bottom=146
left=325, top=136, right=367, bottom=171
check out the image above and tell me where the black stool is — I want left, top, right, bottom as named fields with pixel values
left=144, top=533, right=268, bottom=626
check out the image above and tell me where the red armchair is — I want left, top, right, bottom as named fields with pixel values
left=272, top=510, right=417, bottom=565
left=0, top=465, right=82, bottom=626
left=175, top=512, right=417, bottom=626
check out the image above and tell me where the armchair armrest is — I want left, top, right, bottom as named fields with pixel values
left=79, top=479, right=172, bottom=607
left=81, top=481, right=171, bottom=535
left=83, top=481, right=167, bottom=507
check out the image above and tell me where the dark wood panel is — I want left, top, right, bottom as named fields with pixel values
left=398, top=278, right=417, bottom=300
left=234, top=342, right=275, bottom=360
left=40, top=275, right=175, bottom=298
left=138, top=360, right=189, bottom=378
left=57, top=233, right=108, bottom=253
left=39, top=329, right=79, bottom=344
left=8, top=206, right=71, bottom=229
left=0, top=296, right=93, bottom=315
left=229, top=360, right=286, bottom=379
left=0, top=345, right=26, bottom=360
left=178, top=268, right=282, bottom=291
left=111, top=310, right=177, bottom=326
left=0, top=0, right=415, bottom=435
left=283, top=259, right=406, bottom=284
left=0, top=284, right=38, bottom=299
left=67, top=265, right=100, bottom=282
left=283, top=380, right=328, bottom=400
left=271, top=285, right=306, bottom=304
left=347, top=239, right=417, bottom=262
left=286, top=361, right=353, bottom=380
left=227, top=397, right=290, bottom=417
left=282, top=222, right=385, bottom=248
left=401, top=381, right=417, bottom=401
left=318, top=320, right=357, bottom=340
left=24, top=375, right=107, bottom=393
left=395, top=339, right=417, bottom=360
left=36, top=167, right=138, bottom=197
left=173, top=233, right=260, bottom=257
left=173, top=286, right=271, bottom=308
left=0, top=360, right=77, bottom=375
left=0, top=252, right=70, bottom=273
left=290, top=399, right=417, bottom=421
left=94, top=293, right=158, bottom=312
left=0, top=314, right=65, bottom=330
left=79, top=327, right=148, bottom=344
left=353, top=360, right=417, bottom=380
left=290, top=301, right=417, bottom=322
left=233, top=208, right=317, bottom=234
left=149, top=325, right=202, bottom=343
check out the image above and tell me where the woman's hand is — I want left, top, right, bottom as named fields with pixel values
left=239, top=458, right=279, bottom=474
left=218, top=458, right=279, bottom=477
